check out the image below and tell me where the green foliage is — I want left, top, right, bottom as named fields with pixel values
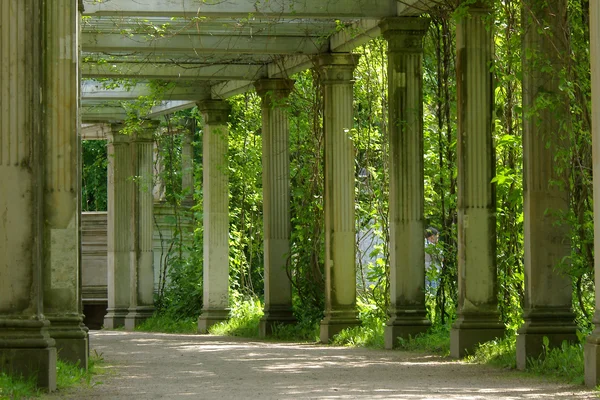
left=527, top=336, right=585, bottom=385
left=395, top=324, right=451, bottom=356
left=466, top=334, right=517, bottom=369
left=0, top=373, right=40, bottom=399
left=330, top=301, right=386, bottom=349
left=0, top=353, right=103, bottom=399
left=208, top=294, right=263, bottom=337
left=136, top=313, right=198, bottom=334
left=81, top=140, right=108, bottom=211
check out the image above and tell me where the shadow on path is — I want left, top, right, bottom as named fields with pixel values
left=44, top=331, right=596, bottom=399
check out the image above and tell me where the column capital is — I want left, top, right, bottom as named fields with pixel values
left=314, top=53, right=360, bottom=83
left=380, top=17, right=431, bottom=53
left=132, top=119, right=159, bottom=142
left=197, top=100, right=230, bottom=125
left=108, top=123, right=129, bottom=144
left=254, top=79, right=295, bottom=103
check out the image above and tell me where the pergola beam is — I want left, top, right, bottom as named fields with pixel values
left=82, top=80, right=211, bottom=100
left=81, top=0, right=398, bottom=19
left=82, top=62, right=266, bottom=80
left=82, top=32, right=327, bottom=55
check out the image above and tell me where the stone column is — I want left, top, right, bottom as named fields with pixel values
left=450, top=2, right=505, bottom=358
left=584, top=0, right=600, bottom=387
left=316, top=53, right=361, bottom=343
left=43, top=0, right=88, bottom=368
left=0, top=0, right=57, bottom=389
left=254, top=79, right=296, bottom=337
left=125, top=120, right=159, bottom=329
left=197, top=101, right=231, bottom=333
left=380, top=18, right=431, bottom=349
left=517, top=0, right=576, bottom=370
left=181, top=118, right=195, bottom=207
left=104, top=124, right=132, bottom=329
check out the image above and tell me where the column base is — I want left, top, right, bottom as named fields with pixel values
left=585, top=332, right=600, bottom=387
left=125, top=306, right=155, bottom=330
left=320, top=310, right=360, bottom=343
left=103, top=307, right=128, bottom=329
left=259, top=306, right=296, bottom=338
left=450, top=312, right=505, bottom=358
left=516, top=309, right=577, bottom=370
left=0, top=319, right=57, bottom=390
left=197, top=308, right=230, bottom=334
left=47, top=315, right=89, bottom=369
left=384, top=309, right=431, bottom=349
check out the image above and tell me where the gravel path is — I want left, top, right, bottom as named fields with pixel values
left=43, top=330, right=597, bottom=399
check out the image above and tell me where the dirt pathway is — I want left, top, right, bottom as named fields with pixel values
left=44, top=330, right=596, bottom=399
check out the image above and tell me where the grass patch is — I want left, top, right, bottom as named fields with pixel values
left=396, top=324, right=451, bottom=355
left=209, top=296, right=263, bottom=337
left=331, top=315, right=385, bottom=349
left=0, top=351, right=104, bottom=399
left=0, top=372, right=40, bottom=399
left=526, top=337, right=585, bottom=385
left=135, top=314, right=198, bottom=334
left=465, top=334, right=516, bottom=368
left=270, top=319, right=320, bottom=342
left=467, top=332, right=586, bottom=385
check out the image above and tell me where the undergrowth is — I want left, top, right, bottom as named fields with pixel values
left=136, top=314, right=197, bottom=334
left=0, top=351, right=104, bottom=399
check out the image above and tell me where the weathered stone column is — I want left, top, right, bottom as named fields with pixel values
left=181, top=119, right=195, bottom=207
left=584, top=0, right=600, bottom=387
left=43, top=0, right=88, bottom=368
left=316, top=53, right=361, bottom=343
left=104, top=124, right=132, bottom=329
left=125, top=120, right=159, bottom=329
left=197, top=101, right=231, bottom=333
left=254, top=79, right=296, bottom=337
left=517, top=0, right=576, bottom=370
left=380, top=18, right=431, bottom=349
left=0, top=0, right=57, bottom=389
left=450, top=2, right=505, bottom=358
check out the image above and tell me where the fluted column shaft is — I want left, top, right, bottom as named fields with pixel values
left=380, top=18, right=431, bottom=349
left=105, top=125, right=132, bottom=329
left=197, top=100, right=231, bottom=333
left=43, top=0, right=88, bottom=368
left=255, top=79, right=296, bottom=337
left=316, top=53, right=361, bottom=343
left=0, top=0, right=57, bottom=389
left=450, top=3, right=505, bottom=358
left=517, top=0, right=576, bottom=370
left=125, top=120, right=158, bottom=329
left=584, top=0, right=600, bottom=387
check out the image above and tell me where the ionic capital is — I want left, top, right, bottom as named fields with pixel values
left=197, top=100, right=231, bottom=125
left=380, top=17, right=431, bottom=53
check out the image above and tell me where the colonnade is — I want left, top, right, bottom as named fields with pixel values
left=3, top=0, right=600, bottom=391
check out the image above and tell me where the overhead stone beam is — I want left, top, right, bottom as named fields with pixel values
left=84, top=16, right=338, bottom=37
left=82, top=80, right=211, bottom=100
left=82, top=62, right=267, bottom=80
left=82, top=32, right=328, bottom=54
left=81, top=101, right=197, bottom=122
left=81, top=0, right=398, bottom=19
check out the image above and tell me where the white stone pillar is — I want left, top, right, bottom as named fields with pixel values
left=517, top=0, right=576, bottom=370
left=380, top=18, right=431, bottom=349
left=43, top=0, right=88, bottom=368
left=197, top=101, right=231, bottom=333
left=104, top=124, right=132, bottom=329
left=0, top=0, right=57, bottom=390
left=450, top=2, right=505, bottom=358
left=316, top=53, right=361, bottom=343
left=125, top=120, right=159, bottom=329
left=584, top=0, right=600, bottom=387
left=254, top=79, right=296, bottom=337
